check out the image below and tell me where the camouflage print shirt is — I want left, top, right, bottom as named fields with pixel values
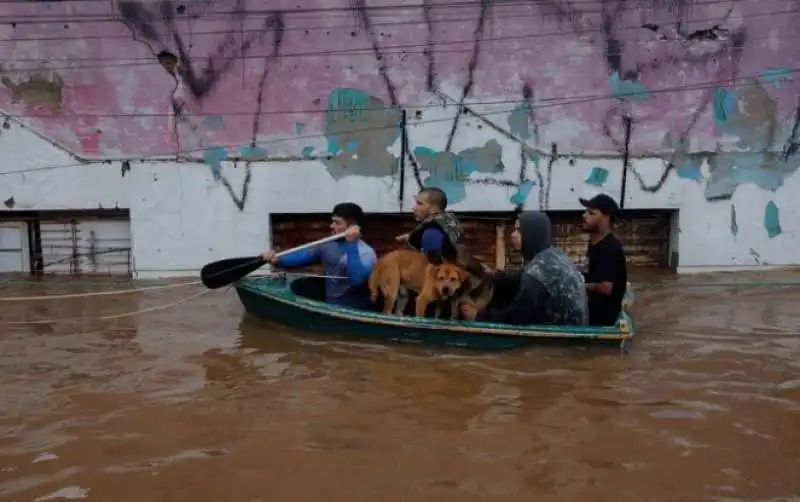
left=477, top=211, right=588, bottom=326
left=523, top=247, right=589, bottom=325
left=407, top=211, right=463, bottom=261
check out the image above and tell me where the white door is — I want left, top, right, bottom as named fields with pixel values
left=0, top=222, right=29, bottom=273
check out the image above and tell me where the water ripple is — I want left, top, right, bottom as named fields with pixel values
left=0, top=271, right=797, bottom=501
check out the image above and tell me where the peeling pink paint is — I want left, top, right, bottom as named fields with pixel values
left=79, top=132, right=100, bottom=154
left=0, top=0, right=796, bottom=159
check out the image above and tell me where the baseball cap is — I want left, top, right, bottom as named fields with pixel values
left=579, top=194, right=620, bottom=219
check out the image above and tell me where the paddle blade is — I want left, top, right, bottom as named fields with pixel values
left=201, top=256, right=266, bottom=289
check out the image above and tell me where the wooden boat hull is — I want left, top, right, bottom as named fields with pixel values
left=234, top=275, right=635, bottom=350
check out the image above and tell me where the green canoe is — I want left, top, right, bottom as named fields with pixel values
left=234, top=274, right=635, bottom=350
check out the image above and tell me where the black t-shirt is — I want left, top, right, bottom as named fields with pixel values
left=584, top=233, right=628, bottom=326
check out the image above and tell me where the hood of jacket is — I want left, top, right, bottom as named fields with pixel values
left=518, top=211, right=553, bottom=262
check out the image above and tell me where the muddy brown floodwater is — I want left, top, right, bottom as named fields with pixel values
left=0, top=270, right=799, bottom=502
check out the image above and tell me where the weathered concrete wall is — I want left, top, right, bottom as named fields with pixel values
left=0, top=0, right=798, bottom=276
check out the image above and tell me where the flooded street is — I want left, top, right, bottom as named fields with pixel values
left=1, top=271, right=799, bottom=502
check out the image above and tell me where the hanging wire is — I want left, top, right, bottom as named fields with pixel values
left=0, top=7, right=796, bottom=70
left=0, top=68, right=795, bottom=177
left=0, top=0, right=769, bottom=24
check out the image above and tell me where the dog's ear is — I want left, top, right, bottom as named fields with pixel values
left=457, top=267, right=470, bottom=281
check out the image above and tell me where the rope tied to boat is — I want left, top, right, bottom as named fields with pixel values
left=0, top=280, right=202, bottom=302
left=0, top=271, right=352, bottom=326
left=0, top=272, right=348, bottom=302
left=0, top=288, right=214, bottom=325
left=265, top=272, right=349, bottom=280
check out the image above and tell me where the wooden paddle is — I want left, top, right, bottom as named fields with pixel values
left=200, top=231, right=349, bottom=289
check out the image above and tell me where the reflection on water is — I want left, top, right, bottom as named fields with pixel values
left=0, top=271, right=799, bottom=502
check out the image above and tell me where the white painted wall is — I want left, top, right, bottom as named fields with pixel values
left=1, top=120, right=798, bottom=278
left=628, top=158, right=800, bottom=272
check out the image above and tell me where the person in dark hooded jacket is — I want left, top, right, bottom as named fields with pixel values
left=460, top=211, right=589, bottom=326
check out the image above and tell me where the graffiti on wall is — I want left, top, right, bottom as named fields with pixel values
left=115, top=0, right=285, bottom=210
left=0, top=0, right=797, bottom=223
left=528, top=0, right=798, bottom=237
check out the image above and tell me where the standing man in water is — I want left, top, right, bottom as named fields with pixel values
left=579, top=193, right=628, bottom=326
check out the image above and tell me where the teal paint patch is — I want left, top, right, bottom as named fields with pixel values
left=414, top=146, right=438, bottom=159
left=509, top=180, right=536, bottom=205
left=676, top=156, right=704, bottom=181
left=301, top=146, right=314, bottom=158
left=203, top=146, right=228, bottom=180
left=323, top=88, right=401, bottom=178
left=414, top=147, right=468, bottom=204
left=585, top=166, right=609, bottom=187
left=705, top=151, right=798, bottom=200
left=712, top=87, right=737, bottom=126
left=326, top=137, right=339, bottom=154
left=759, top=68, right=794, bottom=89
left=764, top=201, right=782, bottom=238
left=294, top=122, right=306, bottom=134
left=730, top=205, right=738, bottom=236
left=413, top=141, right=505, bottom=204
left=507, top=102, right=534, bottom=140
left=239, top=145, right=266, bottom=158
left=328, top=88, right=372, bottom=122
left=527, top=150, right=541, bottom=162
left=705, top=85, right=800, bottom=201
left=203, top=115, right=225, bottom=131
left=712, top=87, right=769, bottom=150
left=609, top=72, right=649, bottom=101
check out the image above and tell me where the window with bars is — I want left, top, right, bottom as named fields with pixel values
left=0, top=210, right=132, bottom=276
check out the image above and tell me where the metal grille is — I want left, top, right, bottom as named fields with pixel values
left=39, top=219, right=132, bottom=276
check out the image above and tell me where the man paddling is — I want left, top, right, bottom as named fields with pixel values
left=260, top=202, right=377, bottom=310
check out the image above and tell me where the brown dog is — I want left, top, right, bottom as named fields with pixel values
left=369, top=249, right=469, bottom=318
left=450, top=244, right=495, bottom=320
